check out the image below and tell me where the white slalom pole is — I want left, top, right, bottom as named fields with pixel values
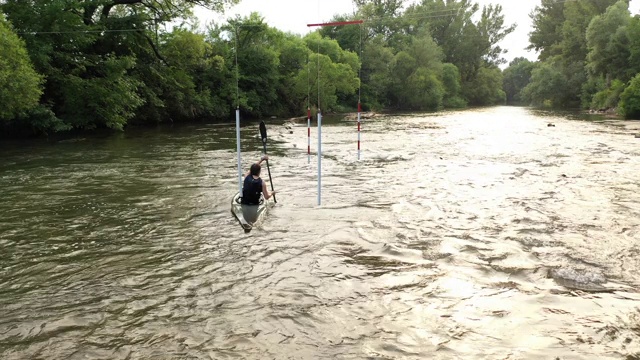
left=307, top=108, right=311, bottom=164
left=357, top=102, right=361, bottom=161
left=236, top=108, right=242, bottom=194
left=317, top=111, right=322, bottom=206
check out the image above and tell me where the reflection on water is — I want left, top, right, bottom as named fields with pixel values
left=1, top=107, right=639, bottom=359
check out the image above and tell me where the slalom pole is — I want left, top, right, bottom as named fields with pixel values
left=234, top=26, right=242, bottom=195
left=357, top=102, right=361, bottom=161
left=357, top=22, right=363, bottom=161
left=307, top=108, right=311, bottom=164
left=236, top=108, right=242, bottom=194
left=307, top=50, right=311, bottom=165
left=306, top=19, right=364, bottom=205
left=317, top=110, right=322, bottom=206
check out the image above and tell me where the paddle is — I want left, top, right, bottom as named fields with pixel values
left=259, top=121, right=277, bottom=203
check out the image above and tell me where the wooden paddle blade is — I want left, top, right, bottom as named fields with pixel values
left=259, top=121, right=267, bottom=143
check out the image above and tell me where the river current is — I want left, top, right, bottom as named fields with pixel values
left=1, top=106, right=639, bottom=359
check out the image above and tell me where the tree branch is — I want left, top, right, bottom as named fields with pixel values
left=82, top=4, right=98, bottom=25
left=142, top=31, right=170, bottom=66
left=102, top=0, right=143, bottom=20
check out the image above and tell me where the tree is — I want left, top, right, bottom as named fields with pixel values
left=319, top=14, right=364, bottom=53
left=222, top=14, right=283, bottom=118
left=360, top=37, right=394, bottom=110
left=0, top=0, right=239, bottom=132
left=528, top=0, right=566, bottom=60
left=628, top=16, right=640, bottom=76
left=522, top=60, right=569, bottom=107
left=503, top=57, right=535, bottom=104
left=293, top=32, right=360, bottom=113
left=354, top=0, right=405, bottom=41
left=441, top=63, right=466, bottom=108
left=477, top=4, right=516, bottom=67
left=527, top=0, right=621, bottom=109
left=273, top=32, right=312, bottom=115
left=560, top=0, right=622, bottom=66
left=386, top=30, right=445, bottom=111
left=463, top=65, right=505, bottom=106
left=0, top=16, right=43, bottom=122
left=154, top=28, right=225, bottom=122
left=619, top=73, right=640, bottom=119
left=586, top=0, right=631, bottom=83
left=294, top=54, right=360, bottom=112
left=407, top=0, right=514, bottom=82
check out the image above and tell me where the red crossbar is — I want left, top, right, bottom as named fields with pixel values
left=307, top=20, right=364, bottom=27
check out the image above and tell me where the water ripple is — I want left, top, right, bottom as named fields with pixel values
left=1, top=108, right=640, bottom=359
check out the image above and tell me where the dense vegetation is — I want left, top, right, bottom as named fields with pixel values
left=0, top=0, right=513, bottom=136
left=503, top=0, right=640, bottom=119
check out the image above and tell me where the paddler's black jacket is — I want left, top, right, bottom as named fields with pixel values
left=241, top=176, right=263, bottom=205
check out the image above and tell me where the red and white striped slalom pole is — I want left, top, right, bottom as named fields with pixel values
left=307, top=108, right=311, bottom=164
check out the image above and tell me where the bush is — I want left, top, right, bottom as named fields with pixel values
left=590, top=79, right=625, bottom=110
left=619, top=74, right=640, bottom=119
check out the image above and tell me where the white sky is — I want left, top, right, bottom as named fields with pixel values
left=195, top=0, right=640, bottom=64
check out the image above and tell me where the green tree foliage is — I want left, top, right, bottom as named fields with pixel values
left=354, top=0, right=405, bottom=42
left=522, top=60, right=569, bottom=108
left=358, top=38, right=393, bottom=110
left=590, top=79, right=625, bottom=110
left=387, top=32, right=445, bottom=110
left=273, top=32, right=312, bottom=114
left=0, top=16, right=43, bottom=122
left=558, top=0, right=620, bottom=107
left=560, top=0, right=622, bottom=64
left=59, top=56, right=143, bottom=130
left=463, top=65, right=505, bottom=106
left=319, top=15, right=364, bottom=53
left=225, top=14, right=282, bottom=118
left=619, top=74, right=640, bottom=119
left=155, top=29, right=225, bottom=122
left=318, top=0, right=513, bottom=109
left=502, top=57, right=535, bottom=104
left=525, top=0, right=626, bottom=109
left=628, top=16, right=640, bottom=74
left=528, top=0, right=566, bottom=61
left=294, top=33, right=360, bottom=113
left=1, top=0, right=238, bottom=133
left=406, top=0, right=514, bottom=81
left=1, top=0, right=517, bottom=136
left=578, top=1, right=632, bottom=110
left=441, top=63, right=466, bottom=108
left=586, top=1, right=631, bottom=82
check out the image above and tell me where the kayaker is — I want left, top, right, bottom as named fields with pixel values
left=241, top=156, right=277, bottom=205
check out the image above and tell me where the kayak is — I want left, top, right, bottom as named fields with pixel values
left=230, top=192, right=270, bottom=233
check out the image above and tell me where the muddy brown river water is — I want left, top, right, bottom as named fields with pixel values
left=1, top=106, right=639, bottom=359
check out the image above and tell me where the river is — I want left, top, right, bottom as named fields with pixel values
left=1, top=106, right=639, bottom=359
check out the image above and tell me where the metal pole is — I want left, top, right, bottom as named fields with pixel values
left=236, top=109, right=242, bottom=194
left=307, top=108, right=311, bottom=164
left=317, top=111, right=322, bottom=206
left=234, top=27, right=242, bottom=195
left=357, top=102, right=361, bottom=160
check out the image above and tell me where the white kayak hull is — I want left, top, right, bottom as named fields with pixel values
left=230, top=192, right=269, bottom=232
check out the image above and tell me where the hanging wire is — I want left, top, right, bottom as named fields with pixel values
left=307, top=49, right=310, bottom=112
left=15, top=28, right=143, bottom=35
left=358, top=22, right=363, bottom=107
left=317, top=3, right=321, bottom=113
left=317, top=36, right=320, bottom=113
left=234, top=26, right=239, bottom=110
